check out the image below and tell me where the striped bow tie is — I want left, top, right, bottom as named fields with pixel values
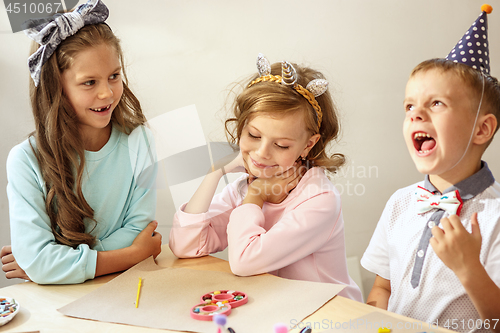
left=415, top=186, right=463, bottom=216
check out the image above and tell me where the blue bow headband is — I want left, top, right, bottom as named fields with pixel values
left=24, top=0, right=109, bottom=86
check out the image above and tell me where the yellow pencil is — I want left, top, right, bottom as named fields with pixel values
left=135, top=277, right=142, bottom=308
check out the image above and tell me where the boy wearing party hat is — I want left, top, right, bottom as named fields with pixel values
left=361, top=5, right=500, bottom=332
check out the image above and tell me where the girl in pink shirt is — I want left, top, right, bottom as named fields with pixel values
left=169, top=54, right=363, bottom=302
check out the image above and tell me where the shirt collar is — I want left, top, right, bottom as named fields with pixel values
left=423, top=161, right=495, bottom=200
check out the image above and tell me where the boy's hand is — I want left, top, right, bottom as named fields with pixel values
left=430, top=213, right=482, bottom=279
left=1, top=245, right=31, bottom=281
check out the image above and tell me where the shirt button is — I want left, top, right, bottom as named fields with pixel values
left=428, top=221, right=436, bottom=228
left=417, top=250, right=424, bottom=258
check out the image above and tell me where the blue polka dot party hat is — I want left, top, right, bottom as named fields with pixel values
left=446, top=4, right=493, bottom=74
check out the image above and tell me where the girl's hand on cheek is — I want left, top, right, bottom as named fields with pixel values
left=244, top=162, right=306, bottom=206
left=223, top=151, right=247, bottom=174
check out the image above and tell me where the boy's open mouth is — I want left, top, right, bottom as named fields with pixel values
left=413, top=132, right=436, bottom=154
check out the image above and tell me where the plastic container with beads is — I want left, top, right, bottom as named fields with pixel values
left=200, top=290, right=248, bottom=308
left=190, top=302, right=231, bottom=321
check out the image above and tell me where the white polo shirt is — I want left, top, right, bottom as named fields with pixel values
left=361, top=166, right=500, bottom=333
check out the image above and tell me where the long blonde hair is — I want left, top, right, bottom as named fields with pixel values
left=29, top=23, right=146, bottom=248
left=225, top=62, right=345, bottom=172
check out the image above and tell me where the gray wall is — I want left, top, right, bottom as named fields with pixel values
left=1, top=0, right=499, bottom=301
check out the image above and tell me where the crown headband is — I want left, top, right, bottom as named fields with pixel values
left=24, top=0, right=109, bottom=86
left=248, top=53, right=328, bottom=130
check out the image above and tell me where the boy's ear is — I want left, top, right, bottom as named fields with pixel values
left=474, top=113, right=497, bottom=145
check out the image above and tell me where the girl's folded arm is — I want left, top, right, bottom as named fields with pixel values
left=169, top=176, right=244, bottom=258
left=227, top=191, right=340, bottom=276
left=98, top=128, right=158, bottom=251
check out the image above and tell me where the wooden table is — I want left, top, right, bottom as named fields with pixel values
left=0, top=245, right=453, bottom=333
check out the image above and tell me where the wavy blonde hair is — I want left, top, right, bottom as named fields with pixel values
left=29, top=23, right=146, bottom=248
left=225, top=62, right=345, bottom=172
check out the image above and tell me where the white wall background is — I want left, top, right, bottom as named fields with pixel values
left=1, top=0, right=499, bottom=300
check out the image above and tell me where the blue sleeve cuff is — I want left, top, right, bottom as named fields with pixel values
left=85, top=249, right=98, bottom=280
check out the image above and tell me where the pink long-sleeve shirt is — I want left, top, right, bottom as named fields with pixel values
left=169, top=167, right=363, bottom=301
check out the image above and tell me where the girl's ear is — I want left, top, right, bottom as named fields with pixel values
left=474, top=113, right=497, bottom=145
left=303, top=133, right=321, bottom=155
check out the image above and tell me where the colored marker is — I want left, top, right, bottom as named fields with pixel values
left=274, top=323, right=288, bottom=333
left=213, top=314, right=227, bottom=333
left=135, top=277, right=142, bottom=308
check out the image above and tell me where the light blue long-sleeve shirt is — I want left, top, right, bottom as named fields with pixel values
left=6, top=124, right=157, bottom=284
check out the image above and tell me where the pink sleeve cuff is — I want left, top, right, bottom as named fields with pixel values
left=176, top=203, right=211, bottom=227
